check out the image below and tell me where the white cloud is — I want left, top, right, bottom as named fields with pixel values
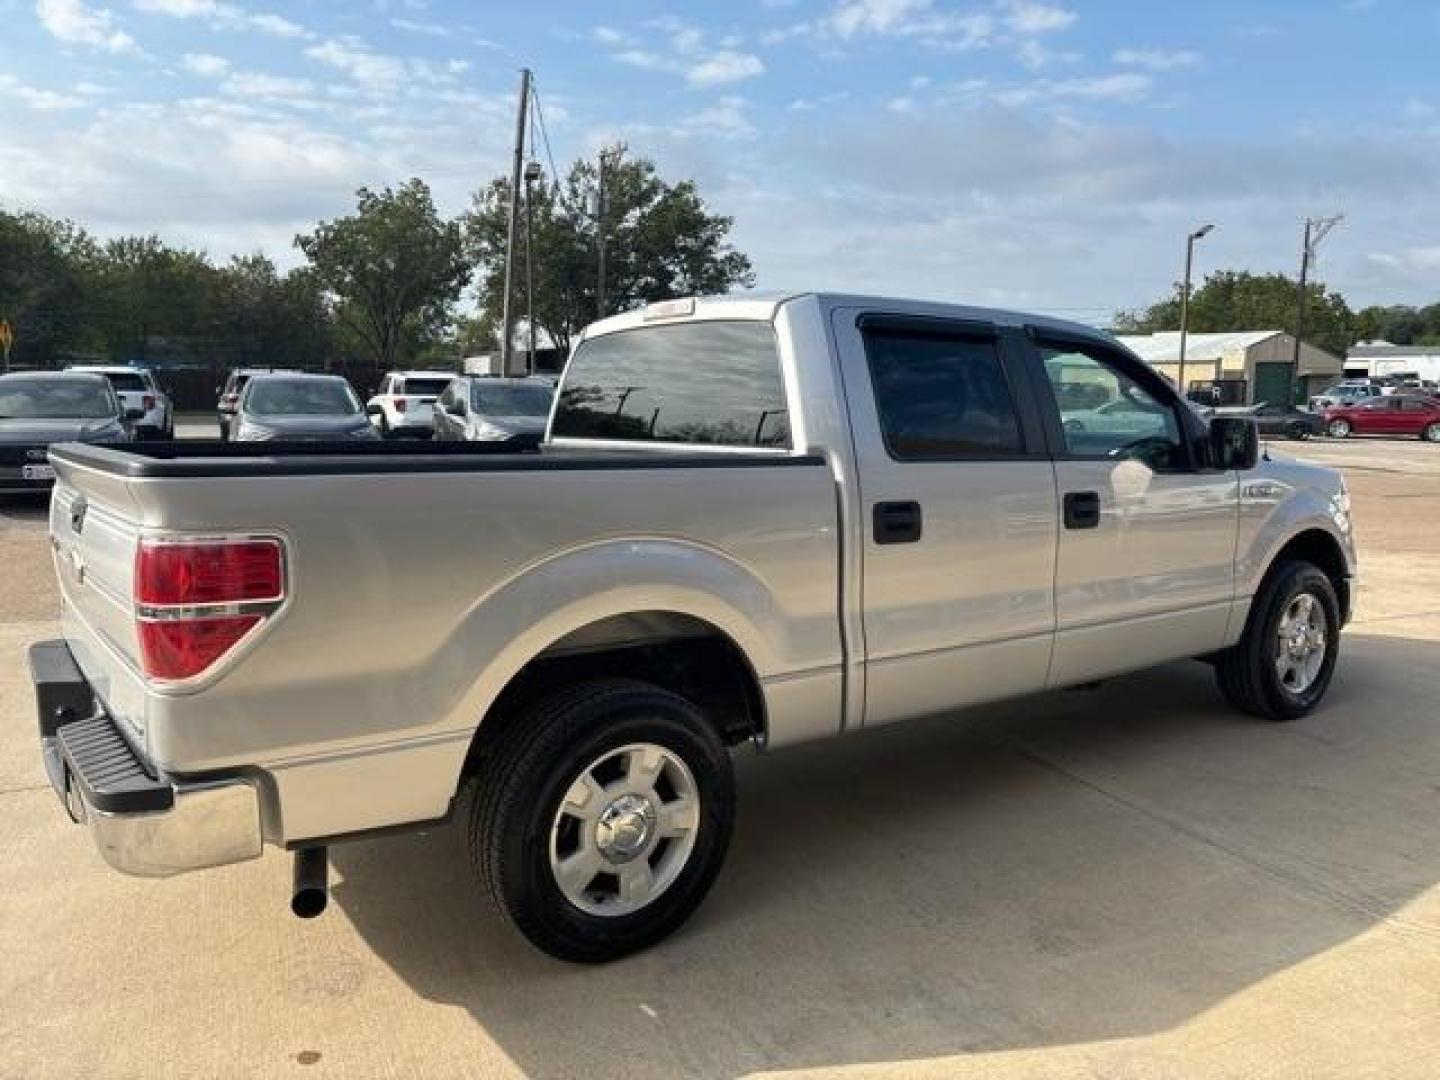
left=221, top=71, right=315, bottom=101
left=303, top=37, right=466, bottom=94
left=182, top=51, right=231, bottom=76
left=687, top=50, right=766, bottom=88
left=770, top=0, right=1075, bottom=53
left=0, top=73, right=86, bottom=110
left=1113, top=48, right=1204, bottom=72
left=390, top=17, right=446, bottom=37
left=999, top=0, right=1076, bottom=35
left=993, top=71, right=1153, bottom=106
left=601, top=17, right=765, bottom=88
left=35, top=0, right=138, bottom=53
left=129, top=0, right=307, bottom=38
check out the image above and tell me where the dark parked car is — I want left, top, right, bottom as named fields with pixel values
left=1323, top=395, right=1440, bottom=441
left=217, top=367, right=298, bottom=439
left=1211, top=402, right=1323, bottom=440
left=229, top=373, right=379, bottom=442
left=431, top=376, right=553, bottom=444
left=0, top=372, right=135, bottom=494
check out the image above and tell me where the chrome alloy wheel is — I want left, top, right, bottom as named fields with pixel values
left=549, top=742, right=701, bottom=917
left=1275, top=592, right=1327, bottom=694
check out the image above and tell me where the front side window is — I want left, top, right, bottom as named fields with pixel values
left=553, top=321, right=790, bottom=448
left=1041, top=343, right=1184, bottom=470
left=103, top=371, right=148, bottom=393
left=861, top=327, right=1023, bottom=458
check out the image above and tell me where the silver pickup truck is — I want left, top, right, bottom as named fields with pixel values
left=29, top=293, right=1356, bottom=962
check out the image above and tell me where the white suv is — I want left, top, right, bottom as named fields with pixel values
left=365, top=371, right=456, bottom=438
left=68, top=366, right=172, bottom=439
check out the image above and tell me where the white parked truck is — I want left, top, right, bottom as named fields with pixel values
left=30, top=293, right=1356, bottom=961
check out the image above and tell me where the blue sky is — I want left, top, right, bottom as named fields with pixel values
left=4, top=0, right=1439, bottom=319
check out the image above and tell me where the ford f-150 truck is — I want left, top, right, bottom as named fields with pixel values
left=29, top=293, right=1356, bottom=962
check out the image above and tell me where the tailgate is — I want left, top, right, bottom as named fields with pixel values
left=48, top=461, right=149, bottom=737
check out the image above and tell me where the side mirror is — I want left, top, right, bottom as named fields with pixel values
left=448, top=401, right=466, bottom=417
left=124, top=407, right=146, bottom=422
left=1209, top=416, right=1258, bottom=471
left=365, top=402, right=381, bottom=415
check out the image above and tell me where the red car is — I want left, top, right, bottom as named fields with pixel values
left=1323, top=395, right=1440, bottom=441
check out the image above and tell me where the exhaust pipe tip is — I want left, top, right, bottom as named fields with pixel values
left=291, top=846, right=329, bottom=919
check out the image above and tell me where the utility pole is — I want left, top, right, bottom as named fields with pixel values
left=524, top=160, right=541, bottom=377
left=500, top=67, right=531, bottom=378
left=1177, top=223, right=1214, bottom=402
left=595, top=143, right=625, bottom=320
left=1291, top=214, right=1343, bottom=405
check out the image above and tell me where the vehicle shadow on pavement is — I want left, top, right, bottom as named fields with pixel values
left=330, top=630, right=1440, bottom=1080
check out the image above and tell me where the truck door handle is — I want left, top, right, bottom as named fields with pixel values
left=873, top=501, right=922, bottom=544
left=1063, top=491, right=1101, bottom=530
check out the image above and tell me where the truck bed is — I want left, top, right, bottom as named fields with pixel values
left=49, top=439, right=826, bottom=478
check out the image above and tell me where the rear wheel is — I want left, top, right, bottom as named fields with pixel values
left=1326, top=418, right=1351, bottom=438
left=1288, top=422, right=1310, bottom=441
left=1216, top=560, right=1340, bottom=722
left=1423, top=422, right=1440, bottom=443
left=469, top=679, right=735, bottom=963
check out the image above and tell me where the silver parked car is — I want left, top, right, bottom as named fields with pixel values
left=431, top=376, right=553, bottom=443
left=230, top=373, right=379, bottom=442
left=0, top=372, right=134, bottom=493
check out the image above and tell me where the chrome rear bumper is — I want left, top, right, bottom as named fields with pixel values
left=30, top=640, right=263, bottom=878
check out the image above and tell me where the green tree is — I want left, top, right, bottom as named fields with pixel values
left=209, top=255, right=335, bottom=369
left=295, top=179, right=469, bottom=377
left=1115, top=270, right=1357, bottom=357
left=89, top=236, right=216, bottom=362
left=0, top=210, right=96, bottom=368
left=1353, top=303, right=1440, bottom=346
left=463, top=153, right=754, bottom=354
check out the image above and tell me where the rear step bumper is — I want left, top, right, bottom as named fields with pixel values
left=29, top=639, right=263, bottom=878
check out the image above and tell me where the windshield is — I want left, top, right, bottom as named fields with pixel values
left=402, top=378, right=452, bottom=397
left=245, top=379, right=360, bottom=417
left=0, top=378, right=116, bottom=420
left=471, top=382, right=553, bottom=417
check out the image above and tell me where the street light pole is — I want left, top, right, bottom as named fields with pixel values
left=1177, top=223, right=1213, bottom=402
left=1291, top=214, right=1343, bottom=406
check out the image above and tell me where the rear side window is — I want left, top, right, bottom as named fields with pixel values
left=861, top=328, right=1023, bottom=458
left=105, top=371, right=148, bottom=392
left=400, top=378, right=451, bottom=397
left=553, top=321, right=790, bottom=447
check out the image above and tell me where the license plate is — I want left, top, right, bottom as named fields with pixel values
left=22, top=464, right=56, bottom=481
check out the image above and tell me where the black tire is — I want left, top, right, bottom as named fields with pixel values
left=469, top=678, right=735, bottom=963
left=1216, top=560, right=1340, bottom=722
left=1422, top=422, right=1440, bottom=443
left=1289, top=422, right=1310, bottom=441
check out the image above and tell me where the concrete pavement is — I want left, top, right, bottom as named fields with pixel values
left=2, top=440, right=1439, bottom=1079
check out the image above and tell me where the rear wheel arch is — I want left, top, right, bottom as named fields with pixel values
left=459, top=611, right=768, bottom=787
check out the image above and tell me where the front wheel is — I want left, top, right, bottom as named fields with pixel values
left=1326, top=418, right=1351, bottom=438
left=1216, top=560, right=1340, bottom=722
left=1423, top=422, right=1440, bottom=443
left=469, top=679, right=735, bottom=963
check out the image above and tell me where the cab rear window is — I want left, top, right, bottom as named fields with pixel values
left=552, top=321, right=790, bottom=448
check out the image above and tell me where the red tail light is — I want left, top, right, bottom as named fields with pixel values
left=142, top=395, right=156, bottom=411
left=134, top=537, right=285, bottom=681
left=395, top=398, right=408, bottom=413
